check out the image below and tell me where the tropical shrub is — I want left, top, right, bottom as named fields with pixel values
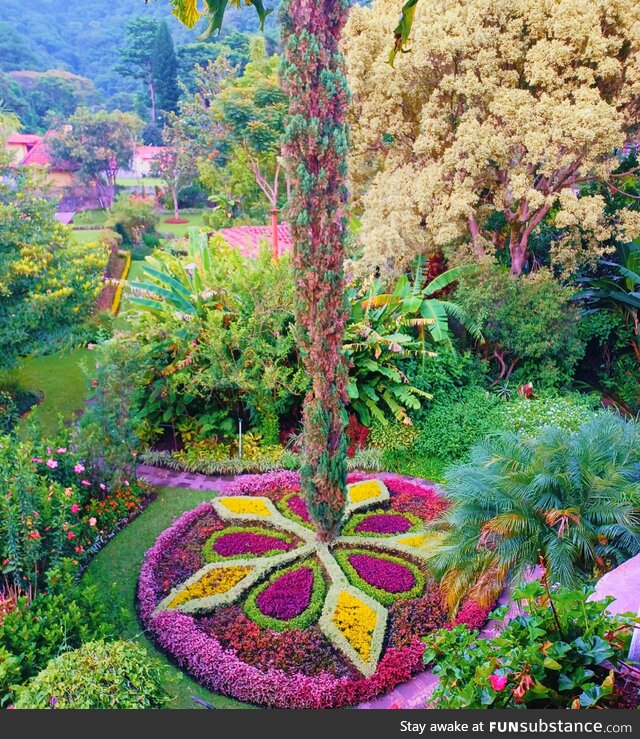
left=0, top=566, right=120, bottom=705
left=455, top=266, right=585, bottom=389
left=13, top=640, right=169, bottom=709
left=0, top=149, right=108, bottom=369
left=424, top=583, right=639, bottom=709
left=432, top=413, right=640, bottom=609
left=105, top=193, right=159, bottom=246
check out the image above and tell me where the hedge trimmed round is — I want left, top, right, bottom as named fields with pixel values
left=139, top=471, right=491, bottom=708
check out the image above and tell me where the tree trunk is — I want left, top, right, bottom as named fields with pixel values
left=510, top=226, right=528, bottom=275
left=148, top=79, right=157, bottom=125
left=280, top=0, right=350, bottom=541
left=172, top=186, right=179, bottom=221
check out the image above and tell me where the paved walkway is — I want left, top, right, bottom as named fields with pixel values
left=136, top=463, right=509, bottom=710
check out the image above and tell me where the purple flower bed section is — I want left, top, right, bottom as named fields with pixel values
left=256, top=567, right=314, bottom=620
left=213, top=532, right=293, bottom=557
left=354, top=513, right=413, bottom=535
left=285, top=494, right=311, bottom=523
left=349, top=554, right=416, bottom=593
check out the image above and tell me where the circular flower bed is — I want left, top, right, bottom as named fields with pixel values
left=138, top=471, right=490, bottom=708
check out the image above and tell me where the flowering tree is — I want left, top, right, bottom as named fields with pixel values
left=162, top=0, right=352, bottom=540
left=344, top=0, right=640, bottom=277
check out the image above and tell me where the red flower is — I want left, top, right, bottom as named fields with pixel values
left=489, top=673, right=508, bottom=691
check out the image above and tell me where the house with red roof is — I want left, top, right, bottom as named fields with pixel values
left=5, top=132, right=42, bottom=165
left=128, top=145, right=166, bottom=177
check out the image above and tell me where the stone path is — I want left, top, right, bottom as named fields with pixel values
left=137, top=463, right=238, bottom=492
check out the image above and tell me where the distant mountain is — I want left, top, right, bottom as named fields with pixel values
left=0, top=0, right=279, bottom=96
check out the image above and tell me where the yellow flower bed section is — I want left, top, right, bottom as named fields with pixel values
left=169, top=565, right=252, bottom=608
left=218, top=498, right=272, bottom=517
left=332, top=590, right=377, bottom=662
left=349, top=481, right=383, bottom=504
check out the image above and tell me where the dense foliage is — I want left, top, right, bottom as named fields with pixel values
left=433, top=413, right=640, bottom=609
left=425, top=582, right=639, bottom=709
left=13, top=640, right=169, bottom=709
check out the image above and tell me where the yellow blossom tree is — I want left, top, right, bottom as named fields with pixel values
left=344, top=0, right=640, bottom=277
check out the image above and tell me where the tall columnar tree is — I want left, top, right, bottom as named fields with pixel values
left=116, top=17, right=160, bottom=123
left=166, top=0, right=352, bottom=540
left=152, top=20, right=180, bottom=120
left=279, top=0, right=351, bottom=540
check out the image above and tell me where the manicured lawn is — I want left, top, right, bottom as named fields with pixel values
left=0, top=348, right=95, bottom=436
left=84, top=486, right=253, bottom=710
left=73, top=209, right=108, bottom=226
left=72, top=228, right=106, bottom=245
left=117, top=177, right=164, bottom=188
left=158, top=211, right=207, bottom=238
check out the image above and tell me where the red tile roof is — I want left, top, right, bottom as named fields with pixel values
left=21, top=138, right=77, bottom=171
left=215, top=224, right=293, bottom=258
left=6, top=132, right=42, bottom=147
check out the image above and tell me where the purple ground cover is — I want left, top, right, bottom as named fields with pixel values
left=348, top=553, right=416, bottom=593
left=213, top=531, right=293, bottom=557
left=256, top=567, right=314, bottom=620
left=285, top=494, right=311, bottom=523
left=354, top=513, right=413, bottom=535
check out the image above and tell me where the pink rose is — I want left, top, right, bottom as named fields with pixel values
left=46, top=459, right=58, bottom=469
left=74, top=463, right=85, bottom=474
left=71, top=503, right=80, bottom=513
left=89, top=517, right=97, bottom=527
left=67, top=531, right=75, bottom=540
left=489, top=674, right=508, bottom=692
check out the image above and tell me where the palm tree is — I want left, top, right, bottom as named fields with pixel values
left=431, top=413, right=640, bottom=611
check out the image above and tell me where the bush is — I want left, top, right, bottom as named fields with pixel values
left=411, top=388, right=503, bottom=463
left=0, top=566, right=120, bottom=704
left=105, top=194, right=159, bottom=246
left=455, top=266, right=585, bottom=389
left=424, top=583, right=639, bottom=709
left=13, top=640, right=169, bottom=709
left=498, top=392, right=601, bottom=435
left=432, top=413, right=640, bottom=609
left=0, top=391, right=19, bottom=434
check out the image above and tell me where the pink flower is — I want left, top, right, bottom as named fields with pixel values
left=71, top=503, right=80, bottom=513
left=81, top=480, right=91, bottom=486
left=489, top=674, right=508, bottom=692
left=87, top=343, right=95, bottom=350
left=99, top=483, right=106, bottom=490
left=46, top=459, right=58, bottom=469
left=124, top=480, right=130, bottom=487
left=67, top=531, right=75, bottom=540
left=46, top=447, right=52, bottom=455
left=64, top=488, right=73, bottom=497
left=32, top=458, right=43, bottom=464
left=56, top=447, right=67, bottom=454
left=29, top=531, right=41, bottom=540
left=89, top=517, right=97, bottom=527
left=74, top=463, right=85, bottom=474
left=92, top=380, right=99, bottom=387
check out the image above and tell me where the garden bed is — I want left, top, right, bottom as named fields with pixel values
left=138, top=471, right=489, bottom=708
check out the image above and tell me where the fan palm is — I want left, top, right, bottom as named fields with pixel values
left=431, top=413, right=640, bottom=611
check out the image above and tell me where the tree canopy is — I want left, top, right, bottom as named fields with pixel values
left=344, top=0, right=640, bottom=277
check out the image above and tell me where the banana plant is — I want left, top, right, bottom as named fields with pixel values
left=127, top=228, right=232, bottom=317
left=344, top=261, right=482, bottom=426
left=577, top=241, right=640, bottom=366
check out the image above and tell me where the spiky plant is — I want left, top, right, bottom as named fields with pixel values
left=431, top=412, right=640, bottom=611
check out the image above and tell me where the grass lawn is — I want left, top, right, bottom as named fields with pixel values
left=0, top=348, right=95, bottom=436
left=84, top=486, right=253, bottom=710
left=73, top=209, right=108, bottom=227
left=117, top=177, right=164, bottom=188
left=158, top=211, right=207, bottom=239
left=72, top=228, right=106, bottom=245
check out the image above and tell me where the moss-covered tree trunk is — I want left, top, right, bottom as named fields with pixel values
left=280, top=0, right=351, bottom=541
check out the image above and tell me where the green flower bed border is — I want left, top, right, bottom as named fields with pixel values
left=202, top=525, right=299, bottom=563
left=341, top=509, right=423, bottom=538
left=275, top=492, right=316, bottom=530
left=333, top=547, right=425, bottom=606
left=243, top=559, right=327, bottom=632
